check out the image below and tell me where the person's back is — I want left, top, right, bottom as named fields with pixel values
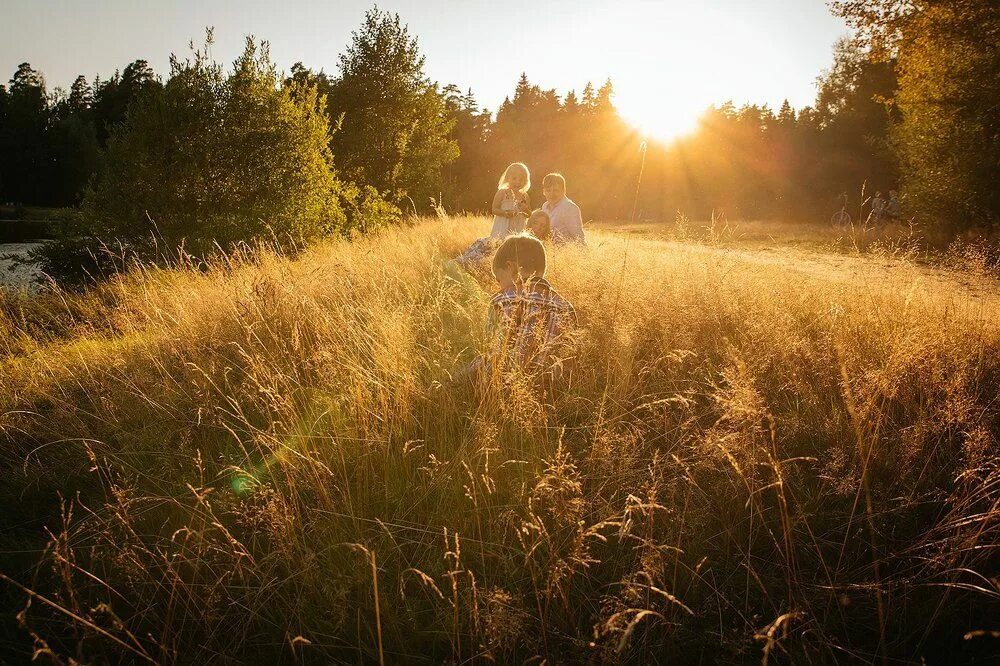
left=872, top=192, right=885, bottom=222
left=490, top=276, right=577, bottom=373
left=887, top=191, right=901, bottom=218
left=486, top=235, right=578, bottom=377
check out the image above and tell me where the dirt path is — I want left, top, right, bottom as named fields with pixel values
left=721, top=244, right=998, bottom=304
left=590, top=221, right=999, bottom=307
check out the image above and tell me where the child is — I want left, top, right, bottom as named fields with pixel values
left=525, top=209, right=551, bottom=241
left=541, top=172, right=586, bottom=244
left=490, top=163, right=532, bottom=238
left=455, top=209, right=551, bottom=269
left=485, top=234, right=577, bottom=378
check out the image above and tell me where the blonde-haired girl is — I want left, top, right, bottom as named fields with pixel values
left=490, top=163, right=531, bottom=238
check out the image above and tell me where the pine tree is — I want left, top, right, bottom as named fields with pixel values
left=563, top=90, right=580, bottom=115
left=514, top=72, right=532, bottom=100
left=67, top=75, right=94, bottom=114
left=328, top=8, right=458, bottom=208
left=595, top=78, right=615, bottom=112
left=581, top=81, right=596, bottom=112
left=461, top=88, right=479, bottom=114
left=778, top=99, right=795, bottom=125
left=0, top=63, right=49, bottom=204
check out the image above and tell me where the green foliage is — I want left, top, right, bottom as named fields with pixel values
left=441, top=84, right=493, bottom=211
left=813, top=38, right=899, bottom=194
left=892, top=1, right=999, bottom=232
left=328, top=8, right=459, bottom=209
left=90, top=60, right=161, bottom=145
left=834, top=0, right=1000, bottom=232
left=0, top=13, right=909, bottom=230
left=7, top=1, right=997, bottom=237
left=79, top=36, right=351, bottom=259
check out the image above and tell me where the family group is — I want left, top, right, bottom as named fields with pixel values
left=453, top=163, right=587, bottom=384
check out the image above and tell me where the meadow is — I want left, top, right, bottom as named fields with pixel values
left=1, top=217, right=998, bottom=663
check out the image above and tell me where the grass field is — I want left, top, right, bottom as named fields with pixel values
left=1, top=217, right=998, bottom=663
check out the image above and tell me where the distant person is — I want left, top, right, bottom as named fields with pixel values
left=479, top=234, right=577, bottom=380
left=872, top=191, right=886, bottom=223
left=491, top=163, right=532, bottom=239
left=887, top=190, right=902, bottom=220
left=541, top=173, right=586, bottom=244
left=455, top=209, right=551, bottom=269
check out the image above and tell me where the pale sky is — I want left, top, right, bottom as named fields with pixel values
left=2, top=0, right=849, bottom=140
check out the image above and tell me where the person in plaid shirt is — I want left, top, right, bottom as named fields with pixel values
left=484, top=234, right=578, bottom=379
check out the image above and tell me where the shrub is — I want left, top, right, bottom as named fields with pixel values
left=56, top=35, right=377, bottom=279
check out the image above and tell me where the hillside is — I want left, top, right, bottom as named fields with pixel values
left=1, top=218, right=998, bottom=663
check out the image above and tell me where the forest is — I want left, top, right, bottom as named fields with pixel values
left=1, top=1, right=996, bottom=271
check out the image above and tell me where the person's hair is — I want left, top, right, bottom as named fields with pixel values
left=492, top=234, right=547, bottom=279
left=498, top=163, right=531, bottom=192
left=542, top=172, right=566, bottom=191
left=527, top=209, right=551, bottom=240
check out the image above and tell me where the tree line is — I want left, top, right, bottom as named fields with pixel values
left=0, top=60, right=159, bottom=207
left=0, top=1, right=995, bottom=270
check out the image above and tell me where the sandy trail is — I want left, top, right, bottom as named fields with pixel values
left=589, top=223, right=1000, bottom=309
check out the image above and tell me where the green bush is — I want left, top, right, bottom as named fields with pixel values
left=59, top=36, right=381, bottom=275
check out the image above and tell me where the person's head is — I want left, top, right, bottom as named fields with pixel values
left=542, top=173, right=567, bottom=204
left=498, top=163, right=531, bottom=193
left=526, top=209, right=551, bottom=240
left=492, top=234, right=547, bottom=289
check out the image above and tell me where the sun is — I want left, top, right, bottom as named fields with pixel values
left=616, top=91, right=703, bottom=144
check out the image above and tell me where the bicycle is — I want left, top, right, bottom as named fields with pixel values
left=830, top=205, right=852, bottom=228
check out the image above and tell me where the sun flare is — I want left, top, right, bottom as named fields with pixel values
left=616, top=92, right=703, bottom=143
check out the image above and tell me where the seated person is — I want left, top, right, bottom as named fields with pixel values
left=483, top=234, right=577, bottom=379
left=490, top=162, right=532, bottom=238
left=541, top=172, right=586, bottom=244
left=455, top=209, right=551, bottom=268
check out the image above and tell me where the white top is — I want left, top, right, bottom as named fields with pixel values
left=542, top=196, right=585, bottom=244
left=490, top=189, right=529, bottom=238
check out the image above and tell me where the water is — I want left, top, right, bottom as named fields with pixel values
left=0, top=242, right=47, bottom=292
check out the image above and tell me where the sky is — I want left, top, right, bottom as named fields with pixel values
left=2, top=0, right=850, bottom=140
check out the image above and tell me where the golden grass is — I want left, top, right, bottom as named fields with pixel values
left=1, top=217, right=998, bottom=663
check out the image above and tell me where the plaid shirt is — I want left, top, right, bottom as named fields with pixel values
left=486, top=277, right=578, bottom=374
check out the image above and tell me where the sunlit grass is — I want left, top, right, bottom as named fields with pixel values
left=1, top=217, right=998, bottom=662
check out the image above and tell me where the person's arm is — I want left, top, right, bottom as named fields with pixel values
left=491, top=190, right=508, bottom=216
left=571, top=204, right=586, bottom=242
left=516, top=192, right=532, bottom=216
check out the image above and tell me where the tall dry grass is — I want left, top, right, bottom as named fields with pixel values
left=1, top=217, right=998, bottom=663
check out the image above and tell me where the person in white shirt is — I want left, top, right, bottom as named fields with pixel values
left=541, top=172, right=585, bottom=244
